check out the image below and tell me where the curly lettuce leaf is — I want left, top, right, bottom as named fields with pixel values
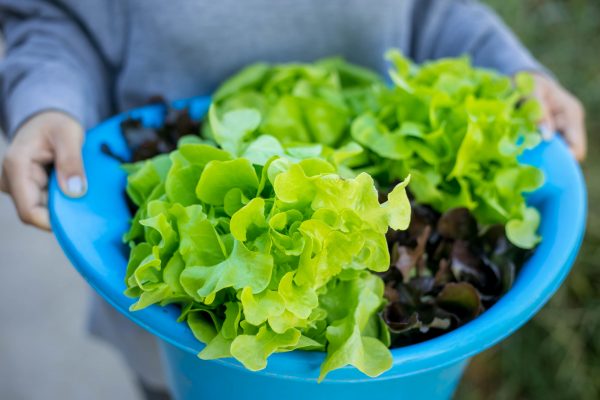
left=318, top=272, right=392, bottom=381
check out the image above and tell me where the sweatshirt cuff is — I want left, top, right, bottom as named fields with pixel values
left=4, top=68, right=94, bottom=138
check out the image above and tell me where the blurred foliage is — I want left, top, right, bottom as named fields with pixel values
left=456, top=1, right=600, bottom=399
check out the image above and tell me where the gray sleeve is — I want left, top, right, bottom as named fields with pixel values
left=408, top=0, right=548, bottom=76
left=0, top=0, right=124, bottom=137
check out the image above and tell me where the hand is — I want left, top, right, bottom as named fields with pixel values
left=0, top=111, right=87, bottom=230
left=532, top=73, right=587, bottom=161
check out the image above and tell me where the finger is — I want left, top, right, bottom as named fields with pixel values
left=26, top=205, right=50, bottom=231
left=4, top=158, right=51, bottom=230
left=50, top=125, right=87, bottom=197
left=30, top=163, right=49, bottom=189
left=554, top=99, right=587, bottom=161
left=1, top=163, right=48, bottom=195
left=533, top=84, right=556, bottom=141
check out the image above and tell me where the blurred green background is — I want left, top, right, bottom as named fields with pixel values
left=457, top=1, right=600, bottom=399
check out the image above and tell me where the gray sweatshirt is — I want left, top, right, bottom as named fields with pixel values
left=0, top=0, right=546, bottom=389
left=0, top=0, right=545, bottom=137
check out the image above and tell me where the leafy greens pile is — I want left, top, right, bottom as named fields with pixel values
left=210, top=51, right=544, bottom=250
left=123, top=120, right=411, bottom=380
left=120, top=50, right=543, bottom=380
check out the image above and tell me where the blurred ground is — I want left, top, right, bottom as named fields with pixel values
left=1, top=1, right=598, bottom=399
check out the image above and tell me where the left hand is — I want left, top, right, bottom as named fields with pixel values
left=531, top=73, right=587, bottom=161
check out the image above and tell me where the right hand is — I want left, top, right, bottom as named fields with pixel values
left=0, top=111, right=87, bottom=231
left=532, top=73, right=587, bottom=161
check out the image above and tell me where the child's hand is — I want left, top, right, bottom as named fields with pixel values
left=0, top=111, right=86, bottom=230
left=532, top=73, right=587, bottom=161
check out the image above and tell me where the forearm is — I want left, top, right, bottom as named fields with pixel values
left=409, top=0, right=548, bottom=76
left=0, top=0, right=118, bottom=137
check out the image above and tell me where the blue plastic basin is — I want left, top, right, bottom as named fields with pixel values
left=49, top=96, right=587, bottom=400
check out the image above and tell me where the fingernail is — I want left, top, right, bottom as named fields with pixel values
left=539, top=124, right=555, bottom=141
left=66, top=175, right=86, bottom=197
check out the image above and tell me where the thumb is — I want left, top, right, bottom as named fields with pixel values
left=52, top=123, right=87, bottom=198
